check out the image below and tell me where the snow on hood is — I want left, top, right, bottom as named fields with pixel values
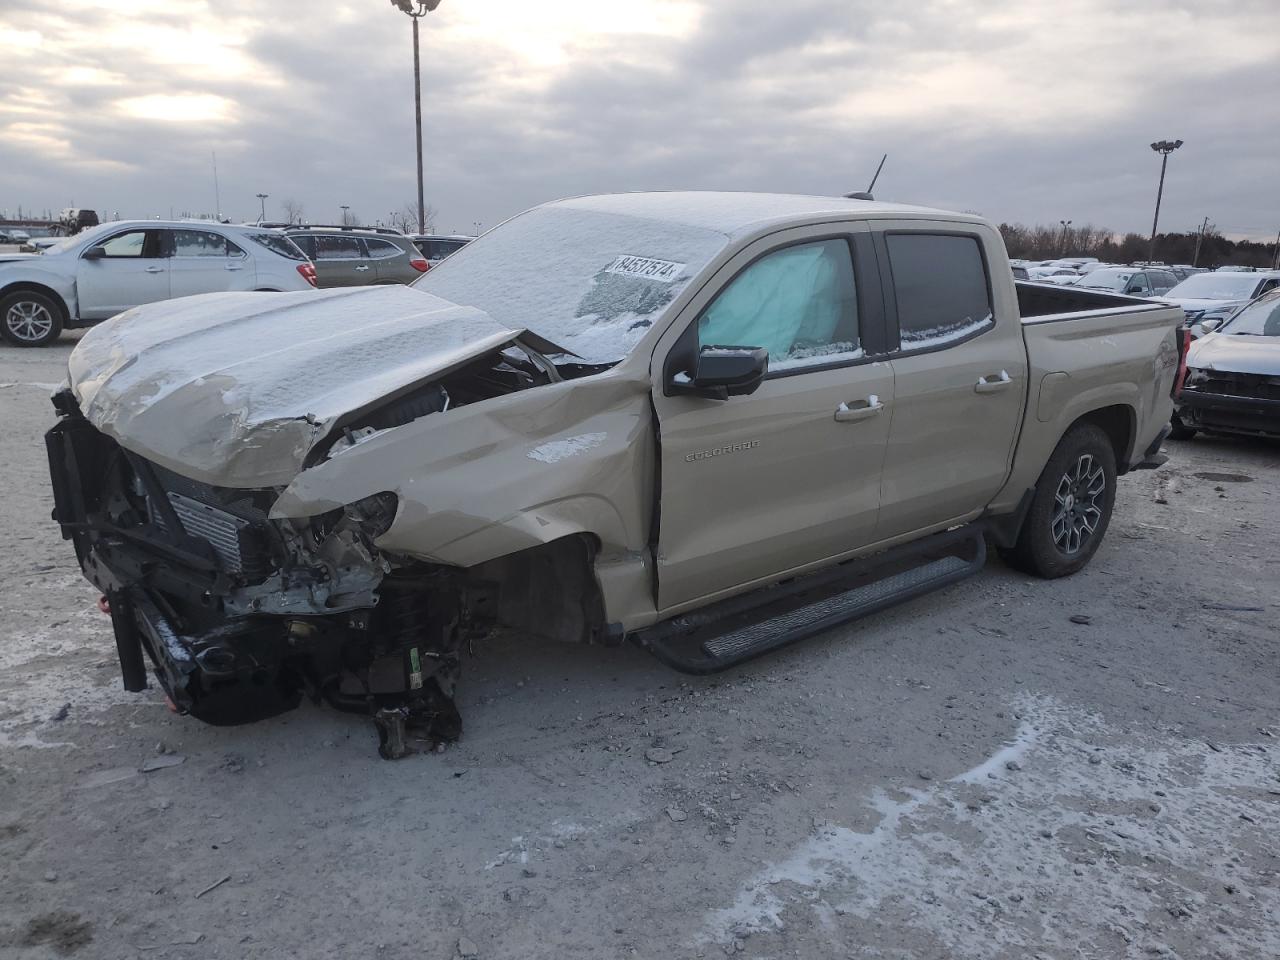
left=69, top=286, right=520, bottom=487
left=1187, top=332, right=1280, bottom=377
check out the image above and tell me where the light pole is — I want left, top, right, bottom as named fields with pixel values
left=1192, top=216, right=1211, bottom=268
left=340, top=204, right=350, bottom=226
left=1058, top=219, right=1072, bottom=257
left=389, top=0, right=443, bottom=236
left=255, top=192, right=269, bottom=223
left=1147, top=139, right=1182, bottom=265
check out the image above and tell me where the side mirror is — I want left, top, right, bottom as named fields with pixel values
left=82, top=246, right=106, bottom=260
left=1191, top=318, right=1222, bottom=338
left=672, top=345, right=768, bottom=400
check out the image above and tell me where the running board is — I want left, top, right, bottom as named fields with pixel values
left=633, top=527, right=986, bottom=674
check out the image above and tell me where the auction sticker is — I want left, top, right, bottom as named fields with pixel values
left=604, top=255, right=687, bottom=283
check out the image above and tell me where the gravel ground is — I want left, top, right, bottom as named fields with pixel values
left=1, top=334, right=1277, bottom=960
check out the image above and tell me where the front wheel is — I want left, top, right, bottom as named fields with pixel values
left=1, top=290, right=65, bottom=346
left=1001, top=423, right=1116, bottom=579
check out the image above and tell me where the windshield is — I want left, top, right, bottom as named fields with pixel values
left=42, top=222, right=117, bottom=255
left=1166, top=273, right=1261, bottom=300
left=1221, top=291, right=1280, bottom=336
left=414, top=206, right=729, bottom=363
left=1079, top=269, right=1133, bottom=291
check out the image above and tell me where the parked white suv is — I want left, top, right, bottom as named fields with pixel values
left=0, top=220, right=317, bottom=346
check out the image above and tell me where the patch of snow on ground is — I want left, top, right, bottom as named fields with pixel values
left=0, top=587, right=140, bottom=748
left=527, top=432, right=606, bottom=464
left=701, top=693, right=1280, bottom=959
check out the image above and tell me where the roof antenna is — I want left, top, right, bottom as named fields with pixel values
left=845, top=153, right=887, bottom=201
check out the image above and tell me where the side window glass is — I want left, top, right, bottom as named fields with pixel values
left=315, top=236, right=362, bottom=260
left=97, top=230, right=148, bottom=258
left=886, top=233, right=993, bottom=350
left=696, top=239, right=861, bottom=371
left=172, top=229, right=231, bottom=257
left=291, top=235, right=316, bottom=259
left=1127, top=273, right=1151, bottom=295
left=365, top=238, right=402, bottom=260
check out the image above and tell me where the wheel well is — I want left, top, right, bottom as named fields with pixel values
left=1072, top=405, right=1134, bottom=473
left=1, top=282, right=70, bottom=322
left=466, top=534, right=607, bottom=644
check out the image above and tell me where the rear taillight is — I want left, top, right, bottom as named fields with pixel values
left=1172, top=327, right=1190, bottom=398
left=409, top=257, right=430, bottom=273
left=297, top=263, right=318, bottom=287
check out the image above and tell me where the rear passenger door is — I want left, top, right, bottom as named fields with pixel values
left=167, top=229, right=253, bottom=298
left=873, top=227, right=1028, bottom=541
left=365, top=237, right=410, bottom=284
left=312, top=235, right=370, bottom=287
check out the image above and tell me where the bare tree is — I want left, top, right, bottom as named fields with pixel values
left=280, top=198, right=305, bottom=224
left=388, top=200, right=436, bottom=234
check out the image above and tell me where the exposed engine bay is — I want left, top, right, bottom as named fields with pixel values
left=46, top=340, right=611, bottom=759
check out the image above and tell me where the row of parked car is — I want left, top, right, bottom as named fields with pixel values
left=0, top=220, right=473, bottom=345
left=1013, top=257, right=1280, bottom=336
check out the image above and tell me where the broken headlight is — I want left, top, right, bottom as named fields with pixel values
left=344, top=492, right=399, bottom=539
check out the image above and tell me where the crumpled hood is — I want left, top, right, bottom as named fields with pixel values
left=69, top=286, right=521, bottom=487
left=1187, top=332, right=1280, bottom=376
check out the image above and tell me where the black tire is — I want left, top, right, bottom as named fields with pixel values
left=1, top=289, right=65, bottom=346
left=1167, top=412, right=1196, bottom=441
left=1001, top=423, right=1117, bottom=579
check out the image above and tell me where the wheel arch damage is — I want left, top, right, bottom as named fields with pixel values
left=271, top=368, right=659, bottom=632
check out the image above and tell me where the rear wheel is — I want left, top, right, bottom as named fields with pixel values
left=1001, top=423, right=1116, bottom=579
left=1, top=290, right=64, bottom=346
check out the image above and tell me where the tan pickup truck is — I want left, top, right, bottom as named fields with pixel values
left=46, top=193, right=1185, bottom=754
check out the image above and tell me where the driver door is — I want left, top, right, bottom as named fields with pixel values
left=650, top=224, right=893, bottom=612
left=76, top=228, right=169, bottom=320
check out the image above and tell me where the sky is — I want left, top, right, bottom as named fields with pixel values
left=1, top=0, right=1277, bottom=240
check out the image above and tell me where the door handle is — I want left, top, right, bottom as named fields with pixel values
left=834, top=395, right=884, bottom=423
left=974, top=370, right=1013, bottom=394
left=225, top=263, right=244, bottom=271
left=144, top=265, right=165, bottom=273
left=355, top=265, right=371, bottom=272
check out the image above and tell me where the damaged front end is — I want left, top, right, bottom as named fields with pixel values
left=46, top=390, right=478, bottom=756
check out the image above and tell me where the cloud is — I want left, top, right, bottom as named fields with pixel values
left=0, top=0, right=1276, bottom=240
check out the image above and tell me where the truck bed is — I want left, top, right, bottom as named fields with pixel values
left=985, top=282, right=1185, bottom=516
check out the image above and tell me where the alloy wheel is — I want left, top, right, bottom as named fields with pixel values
left=1051, top=453, right=1106, bottom=555
left=5, top=300, right=54, bottom=343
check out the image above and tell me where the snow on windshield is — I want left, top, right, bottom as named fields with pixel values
left=1222, top=292, right=1280, bottom=336
left=1168, top=273, right=1261, bottom=300
left=1080, top=270, right=1133, bottom=291
left=415, top=206, right=729, bottom=363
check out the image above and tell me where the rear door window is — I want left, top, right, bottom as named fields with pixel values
left=886, top=233, right=993, bottom=350
left=171, top=229, right=241, bottom=258
left=364, top=238, right=404, bottom=260
left=315, top=235, right=362, bottom=260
